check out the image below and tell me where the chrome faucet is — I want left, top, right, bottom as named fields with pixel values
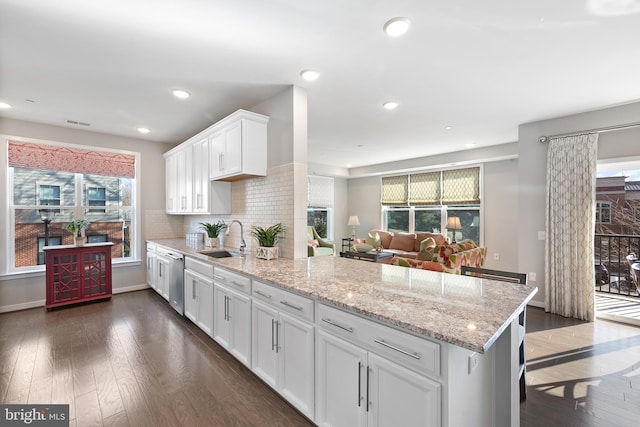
left=226, top=220, right=246, bottom=256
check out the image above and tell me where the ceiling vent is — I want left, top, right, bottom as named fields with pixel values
left=66, top=120, right=91, bottom=126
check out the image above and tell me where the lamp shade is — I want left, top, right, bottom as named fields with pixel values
left=347, top=215, right=360, bottom=226
left=446, top=216, right=461, bottom=230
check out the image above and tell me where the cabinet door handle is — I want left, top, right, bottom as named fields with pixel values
left=213, top=275, right=225, bottom=282
left=366, top=366, right=371, bottom=412
left=373, top=339, right=421, bottom=360
left=357, top=362, right=362, bottom=407
left=225, top=296, right=229, bottom=321
left=280, top=300, right=303, bottom=311
left=231, top=280, right=244, bottom=288
left=275, top=320, right=280, bottom=353
left=271, top=319, right=276, bottom=351
left=192, top=280, right=196, bottom=299
left=158, top=264, right=162, bottom=277
left=321, top=318, right=354, bottom=333
left=219, top=152, right=223, bottom=171
left=254, top=290, right=272, bottom=299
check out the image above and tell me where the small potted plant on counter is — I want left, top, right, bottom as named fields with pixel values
left=250, top=222, right=285, bottom=260
left=200, top=221, right=227, bottom=247
left=65, top=218, right=90, bottom=246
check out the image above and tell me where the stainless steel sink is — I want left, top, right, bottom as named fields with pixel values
left=200, top=250, right=242, bottom=258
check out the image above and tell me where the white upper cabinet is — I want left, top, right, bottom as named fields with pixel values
left=209, top=110, right=269, bottom=181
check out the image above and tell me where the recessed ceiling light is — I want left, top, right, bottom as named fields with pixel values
left=0, top=102, right=12, bottom=109
left=383, top=17, right=410, bottom=37
left=300, top=69, right=320, bottom=81
left=465, top=143, right=476, bottom=148
left=137, top=127, right=150, bottom=134
left=172, top=89, right=190, bottom=99
left=383, top=101, right=399, bottom=110
left=346, top=163, right=353, bottom=168
left=445, top=126, right=453, bottom=130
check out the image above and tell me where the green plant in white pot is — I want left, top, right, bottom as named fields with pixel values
left=200, top=221, right=227, bottom=247
left=65, top=218, right=90, bottom=245
left=250, top=223, right=285, bottom=260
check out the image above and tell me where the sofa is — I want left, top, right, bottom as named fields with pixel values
left=391, top=240, right=487, bottom=274
left=307, top=226, right=335, bottom=257
left=356, top=229, right=447, bottom=259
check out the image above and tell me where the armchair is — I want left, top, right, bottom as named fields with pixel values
left=307, top=226, right=335, bottom=257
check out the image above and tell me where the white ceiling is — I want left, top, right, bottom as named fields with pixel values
left=1, top=0, right=640, bottom=169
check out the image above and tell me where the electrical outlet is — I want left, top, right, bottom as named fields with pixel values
left=468, top=352, right=479, bottom=374
left=493, top=253, right=500, bottom=261
left=529, top=272, right=537, bottom=282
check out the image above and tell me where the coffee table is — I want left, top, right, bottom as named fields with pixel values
left=340, top=250, right=394, bottom=263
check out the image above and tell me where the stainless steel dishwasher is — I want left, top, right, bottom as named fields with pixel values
left=157, top=247, right=185, bottom=315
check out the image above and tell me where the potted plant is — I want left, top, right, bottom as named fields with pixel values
left=65, top=218, right=90, bottom=245
left=250, top=222, right=285, bottom=260
left=200, top=221, right=227, bottom=247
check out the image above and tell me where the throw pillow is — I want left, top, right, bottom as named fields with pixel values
left=365, top=232, right=381, bottom=248
left=308, top=239, right=319, bottom=248
left=417, top=237, right=436, bottom=261
left=354, top=243, right=373, bottom=252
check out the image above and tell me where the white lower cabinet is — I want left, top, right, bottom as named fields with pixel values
left=146, top=243, right=157, bottom=291
left=317, top=305, right=441, bottom=427
left=184, top=259, right=214, bottom=337
left=155, top=251, right=171, bottom=301
left=251, top=281, right=315, bottom=420
left=213, top=283, right=251, bottom=366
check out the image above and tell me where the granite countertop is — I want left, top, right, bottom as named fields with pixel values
left=149, top=239, right=538, bottom=354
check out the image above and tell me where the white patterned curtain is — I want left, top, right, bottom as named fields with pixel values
left=545, top=134, right=598, bottom=321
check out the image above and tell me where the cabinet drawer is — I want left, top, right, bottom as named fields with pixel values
left=185, top=256, right=213, bottom=277
left=252, top=280, right=314, bottom=322
left=214, top=267, right=251, bottom=295
left=319, top=304, right=440, bottom=378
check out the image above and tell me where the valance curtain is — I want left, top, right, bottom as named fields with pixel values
left=8, top=141, right=136, bottom=178
left=442, top=168, right=480, bottom=205
left=308, top=175, right=334, bottom=208
left=545, top=134, right=598, bottom=321
left=409, top=172, right=440, bottom=205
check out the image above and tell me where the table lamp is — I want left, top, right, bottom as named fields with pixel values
left=447, top=216, right=461, bottom=244
left=348, top=215, right=360, bottom=247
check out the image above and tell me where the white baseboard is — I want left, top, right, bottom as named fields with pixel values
left=527, top=299, right=545, bottom=309
left=0, top=300, right=45, bottom=313
left=112, top=283, right=149, bottom=294
left=0, top=284, right=150, bottom=313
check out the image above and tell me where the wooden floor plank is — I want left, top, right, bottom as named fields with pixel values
left=74, top=389, right=103, bottom=427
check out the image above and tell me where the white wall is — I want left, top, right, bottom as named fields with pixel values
left=0, top=117, right=173, bottom=312
left=518, top=101, right=640, bottom=306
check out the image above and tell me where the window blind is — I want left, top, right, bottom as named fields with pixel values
left=409, top=171, right=440, bottom=205
left=382, top=167, right=480, bottom=206
left=8, top=141, right=136, bottom=178
left=442, top=167, right=480, bottom=205
left=381, top=175, right=408, bottom=205
left=308, top=175, right=334, bottom=208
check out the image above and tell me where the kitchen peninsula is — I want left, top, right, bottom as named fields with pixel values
left=148, top=239, right=538, bottom=427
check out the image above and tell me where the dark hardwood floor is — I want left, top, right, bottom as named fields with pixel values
left=2, top=289, right=640, bottom=426
left=0, top=290, right=313, bottom=427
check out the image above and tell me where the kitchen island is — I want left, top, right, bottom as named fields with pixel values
left=148, top=239, right=538, bottom=426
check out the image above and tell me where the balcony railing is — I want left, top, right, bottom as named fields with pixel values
left=594, top=234, right=640, bottom=297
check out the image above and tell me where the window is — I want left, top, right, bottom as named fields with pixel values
left=7, top=140, right=137, bottom=271
left=596, top=201, right=611, bottom=224
left=308, top=175, right=334, bottom=239
left=86, top=187, right=106, bottom=213
left=38, top=184, right=61, bottom=207
left=382, top=167, right=481, bottom=243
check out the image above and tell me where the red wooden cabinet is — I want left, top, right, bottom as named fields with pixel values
left=44, top=243, right=114, bottom=310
